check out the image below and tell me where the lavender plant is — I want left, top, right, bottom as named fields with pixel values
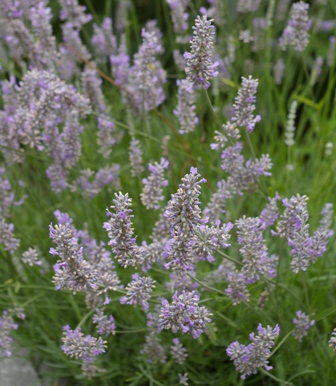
left=0, top=1, right=336, bottom=385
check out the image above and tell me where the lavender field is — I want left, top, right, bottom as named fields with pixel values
left=0, top=0, right=336, bottom=385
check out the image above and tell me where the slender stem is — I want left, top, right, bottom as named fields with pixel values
left=259, top=368, right=295, bottom=386
left=187, top=273, right=228, bottom=297
left=76, top=309, right=95, bottom=329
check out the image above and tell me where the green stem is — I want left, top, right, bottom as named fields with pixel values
left=259, top=368, right=295, bottom=386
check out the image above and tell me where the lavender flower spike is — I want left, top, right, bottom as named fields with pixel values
left=184, top=15, right=218, bottom=89
left=328, top=328, right=336, bottom=351
left=227, top=324, right=280, bottom=379
left=103, top=192, right=142, bottom=268
left=141, top=158, right=169, bottom=210
left=231, top=76, right=261, bottom=132
left=279, top=1, right=311, bottom=52
left=159, top=290, right=212, bottom=338
left=292, top=311, right=314, bottom=342
left=120, top=273, right=156, bottom=311
left=164, top=167, right=207, bottom=235
left=61, top=325, right=106, bottom=362
left=174, top=79, right=199, bottom=135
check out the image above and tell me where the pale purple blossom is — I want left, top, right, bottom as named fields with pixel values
left=141, top=158, right=169, bottom=210
left=184, top=15, right=218, bottom=89
left=129, top=139, right=144, bottom=177
left=103, top=192, right=142, bottom=268
left=236, top=216, right=278, bottom=283
left=174, top=79, right=199, bottom=135
left=91, top=17, right=117, bottom=59
left=170, top=338, right=188, bottom=364
left=292, top=311, right=314, bottom=342
left=227, top=324, right=280, bottom=379
left=164, top=167, right=207, bottom=235
left=125, top=27, right=166, bottom=113
left=279, top=1, right=311, bottom=52
left=225, top=270, right=250, bottom=305
left=275, top=195, right=331, bottom=273
left=61, top=325, right=106, bottom=362
left=120, top=273, right=156, bottom=311
left=231, top=76, right=261, bottom=132
left=159, top=290, right=212, bottom=338
left=22, top=247, right=42, bottom=266
left=237, top=0, right=261, bottom=13
left=141, top=333, right=167, bottom=363
left=328, top=329, right=336, bottom=351
left=92, top=309, right=116, bottom=336
left=0, top=311, right=19, bottom=357
left=166, top=0, right=190, bottom=35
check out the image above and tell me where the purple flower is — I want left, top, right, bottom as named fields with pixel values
left=91, top=17, right=117, bottom=58
left=237, top=0, right=261, bottom=13
left=279, top=1, right=311, bottom=52
left=125, top=26, right=166, bottom=113
left=231, top=76, right=261, bottom=133
left=103, top=192, right=142, bottom=268
left=141, top=333, right=167, bottom=363
left=184, top=15, right=218, bottom=89
left=164, top=167, right=207, bottom=235
left=292, top=311, right=314, bottom=342
left=129, top=138, right=144, bottom=177
left=58, top=0, right=92, bottom=28
left=120, top=273, right=156, bottom=311
left=166, top=0, right=190, bottom=35
left=22, top=247, right=42, bottom=266
left=174, top=79, right=199, bottom=135
left=328, top=328, right=336, bottom=351
left=225, top=270, right=250, bottom=305
left=170, top=338, right=188, bottom=364
left=81, top=66, right=106, bottom=114
left=227, top=324, right=280, bottom=379
left=141, top=158, right=169, bottom=210
left=92, top=309, right=116, bottom=336
left=0, top=311, right=19, bottom=357
left=276, top=195, right=331, bottom=273
left=159, top=290, right=212, bottom=338
left=61, top=325, right=106, bottom=362
left=236, top=216, right=278, bottom=283
left=49, top=222, right=98, bottom=293
left=0, top=217, right=20, bottom=253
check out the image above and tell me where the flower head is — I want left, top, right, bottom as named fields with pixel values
left=184, top=15, right=218, bottom=89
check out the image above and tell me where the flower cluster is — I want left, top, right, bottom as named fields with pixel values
left=125, top=25, right=166, bottom=113
left=275, top=195, right=332, bottom=273
left=159, top=290, right=212, bottom=338
left=279, top=1, right=311, bottom=52
left=285, top=101, right=298, bottom=147
left=184, top=15, right=218, bottom=89
left=227, top=324, right=280, bottom=379
left=170, top=338, right=188, bottom=364
left=237, top=0, right=261, bottom=13
left=141, top=158, right=169, bottom=210
left=231, top=76, right=261, bottom=133
left=103, top=192, right=142, bottom=268
left=120, top=273, right=156, bottom=311
left=0, top=311, right=19, bottom=357
left=22, top=248, right=42, bottom=266
left=164, top=167, right=207, bottom=235
left=292, top=311, right=315, bottom=342
left=92, top=309, right=116, bottom=336
left=328, top=328, right=336, bottom=351
left=61, top=325, right=106, bottom=362
left=236, top=216, right=278, bottom=283
left=49, top=222, right=98, bottom=293
left=166, top=0, right=190, bottom=37
left=174, top=79, right=199, bottom=135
